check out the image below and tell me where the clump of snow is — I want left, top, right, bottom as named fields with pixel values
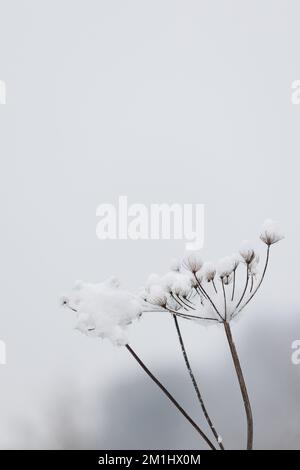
left=260, top=219, right=284, bottom=246
left=63, top=279, right=143, bottom=346
left=217, top=435, right=223, bottom=444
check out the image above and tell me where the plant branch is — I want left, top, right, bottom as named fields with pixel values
left=223, top=322, right=253, bottom=450
left=126, top=344, right=216, bottom=450
left=173, top=315, right=224, bottom=449
left=235, top=264, right=249, bottom=310
left=238, top=245, right=270, bottom=313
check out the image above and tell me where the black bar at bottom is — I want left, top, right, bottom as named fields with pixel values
left=0, top=449, right=297, bottom=466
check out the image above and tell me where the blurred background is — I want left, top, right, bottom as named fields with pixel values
left=0, top=0, right=299, bottom=449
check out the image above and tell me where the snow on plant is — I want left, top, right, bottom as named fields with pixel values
left=61, top=277, right=143, bottom=346
left=62, top=219, right=283, bottom=450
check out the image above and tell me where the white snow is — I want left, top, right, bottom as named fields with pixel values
left=239, top=240, right=256, bottom=264
left=182, top=250, right=203, bottom=273
left=64, top=279, right=143, bottom=346
left=201, top=262, right=216, bottom=282
left=260, top=219, right=284, bottom=246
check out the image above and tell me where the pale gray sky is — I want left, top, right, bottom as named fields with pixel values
left=0, top=0, right=299, bottom=449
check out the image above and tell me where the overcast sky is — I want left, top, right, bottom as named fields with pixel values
left=0, top=0, right=299, bottom=449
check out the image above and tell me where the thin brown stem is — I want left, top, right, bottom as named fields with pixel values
left=173, top=315, right=224, bottom=449
left=231, top=270, right=236, bottom=301
left=235, top=265, right=249, bottom=309
left=126, top=344, right=216, bottom=450
left=221, top=279, right=227, bottom=321
left=166, top=307, right=219, bottom=322
left=238, top=245, right=270, bottom=313
left=223, top=322, right=253, bottom=450
left=170, top=293, right=187, bottom=310
left=178, top=295, right=196, bottom=310
left=194, top=274, right=224, bottom=321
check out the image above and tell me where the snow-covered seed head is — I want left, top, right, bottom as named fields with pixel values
left=147, top=285, right=168, bottom=307
left=171, top=274, right=192, bottom=298
left=170, top=258, right=182, bottom=272
left=239, top=241, right=256, bottom=264
left=260, top=219, right=284, bottom=246
left=183, top=251, right=203, bottom=273
left=161, top=272, right=177, bottom=293
left=217, top=256, right=235, bottom=279
left=202, top=262, right=216, bottom=282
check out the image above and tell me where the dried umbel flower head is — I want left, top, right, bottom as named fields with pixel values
left=63, top=279, right=143, bottom=346
left=183, top=251, right=203, bottom=273
left=260, top=219, right=284, bottom=246
left=239, top=241, right=256, bottom=264
left=202, top=262, right=216, bottom=282
left=147, top=285, right=168, bottom=307
left=217, top=256, right=234, bottom=280
left=171, top=274, right=193, bottom=298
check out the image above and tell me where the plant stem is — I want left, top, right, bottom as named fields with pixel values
left=126, top=344, right=216, bottom=450
left=173, top=315, right=224, bottom=450
left=238, top=245, right=270, bottom=313
left=194, top=275, right=224, bottom=321
left=235, top=265, right=249, bottom=309
left=231, top=270, right=236, bottom=301
left=223, top=322, right=253, bottom=450
left=221, top=279, right=227, bottom=321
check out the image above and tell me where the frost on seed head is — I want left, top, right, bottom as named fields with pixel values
left=260, top=219, right=284, bottom=246
left=217, top=256, right=235, bottom=279
left=63, top=279, right=143, bottom=346
left=183, top=251, right=203, bottom=273
left=239, top=240, right=256, bottom=264
left=146, top=285, right=168, bottom=307
left=202, top=262, right=216, bottom=282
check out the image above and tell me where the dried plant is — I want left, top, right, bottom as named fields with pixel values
left=62, top=219, right=283, bottom=450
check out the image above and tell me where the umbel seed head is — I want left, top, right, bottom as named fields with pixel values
left=183, top=251, right=203, bottom=273
left=239, top=241, right=256, bottom=264
left=260, top=219, right=284, bottom=246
